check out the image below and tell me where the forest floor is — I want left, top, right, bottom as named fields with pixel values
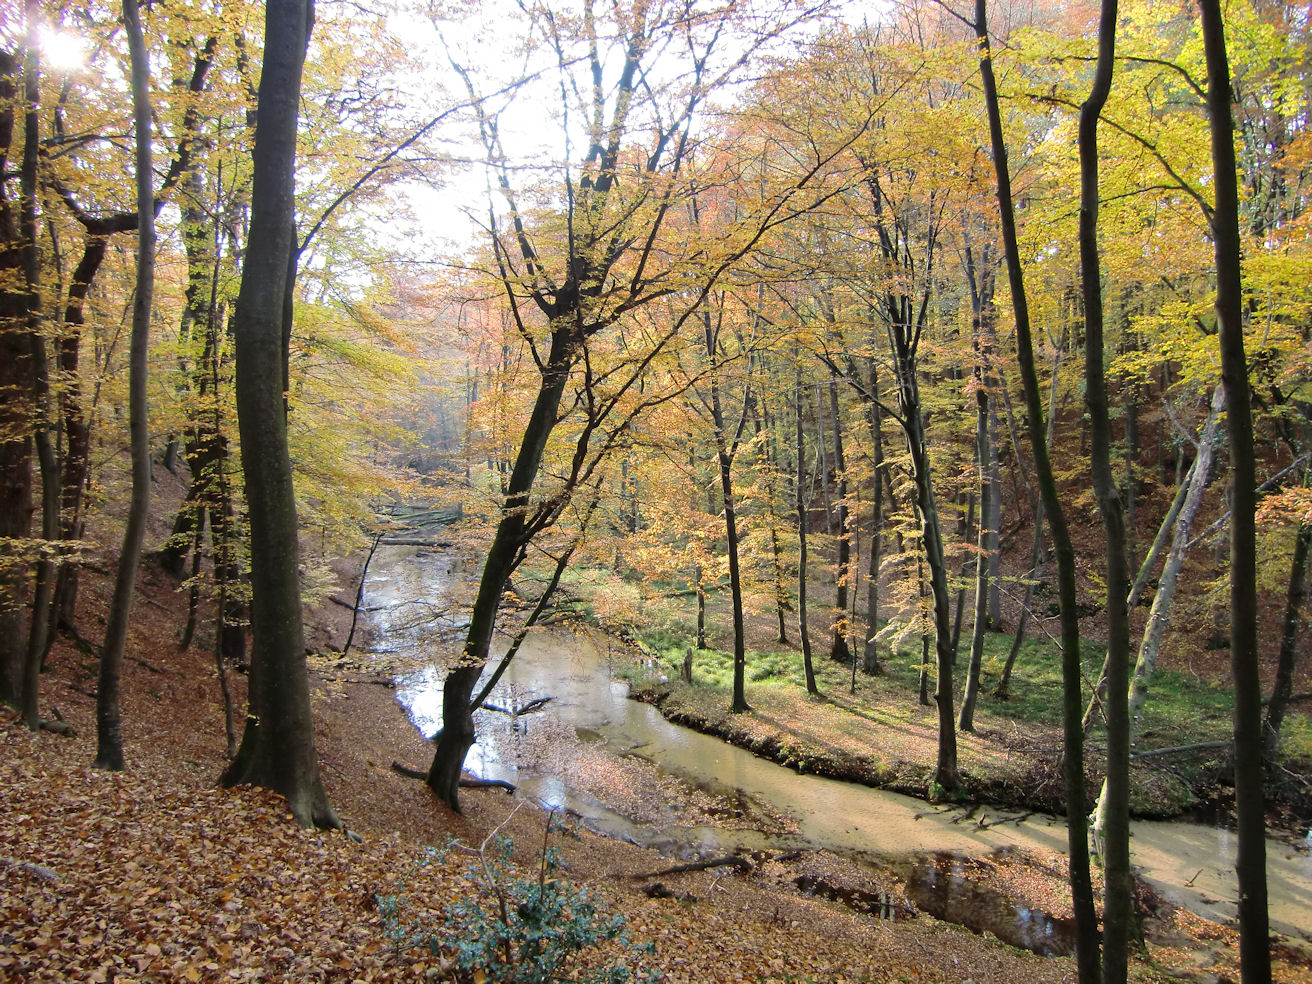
left=3, top=544, right=1312, bottom=984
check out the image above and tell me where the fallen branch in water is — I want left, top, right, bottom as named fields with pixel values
left=482, top=696, right=554, bottom=717
left=630, top=855, right=754, bottom=879
left=979, top=811, right=1034, bottom=829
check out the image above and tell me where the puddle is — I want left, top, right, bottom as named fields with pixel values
left=898, top=850, right=1078, bottom=957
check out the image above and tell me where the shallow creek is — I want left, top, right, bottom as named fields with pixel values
left=364, top=545, right=1312, bottom=952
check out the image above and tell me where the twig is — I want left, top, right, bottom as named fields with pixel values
left=1128, top=740, right=1231, bottom=761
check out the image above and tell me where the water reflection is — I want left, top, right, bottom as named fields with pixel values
left=365, top=544, right=1312, bottom=949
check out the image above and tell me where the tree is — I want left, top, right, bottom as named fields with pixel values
left=971, top=1, right=1101, bottom=980
left=1076, top=3, right=1134, bottom=978
left=221, top=0, right=338, bottom=830
left=1198, top=2, right=1270, bottom=980
left=425, top=0, right=854, bottom=811
left=94, top=0, right=155, bottom=772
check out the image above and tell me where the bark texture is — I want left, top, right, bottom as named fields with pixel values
left=1198, top=4, right=1271, bottom=980
left=221, top=0, right=337, bottom=829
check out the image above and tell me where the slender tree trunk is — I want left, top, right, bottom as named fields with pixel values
left=949, top=492, right=976, bottom=659
left=795, top=357, right=818, bottom=695
left=1076, top=6, right=1135, bottom=979
left=828, top=377, right=852, bottom=664
left=959, top=349, right=991, bottom=733
left=222, top=0, right=337, bottom=829
left=815, top=384, right=834, bottom=536
left=19, top=5, right=55, bottom=731
left=1199, top=7, right=1270, bottom=980
left=862, top=359, right=884, bottom=674
left=95, top=0, right=155, bottom=771
left=995, top=502, right=1044, bottom=700
left=917, top=552, right=930, bottom=707
left=975, top=3, right=1099, bottom=979
left=51, top=236, right=109, bottom=633
left=985, top=401, right=1002, bottom=629
left=892, top=338, right=958, bottom=793
left=709, top=372, right=750, bottom=714
left=754, top=395, right=790, bottom=645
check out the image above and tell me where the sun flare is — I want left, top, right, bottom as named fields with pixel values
left=41, top=29, right=87, bottom=72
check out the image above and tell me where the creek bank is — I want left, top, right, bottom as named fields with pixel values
left=631, top=683, right=1208, bottom=822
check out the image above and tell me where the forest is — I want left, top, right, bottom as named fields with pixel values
left=2, top=0, right=1311, bottom=983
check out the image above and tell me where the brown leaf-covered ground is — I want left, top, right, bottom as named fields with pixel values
left=2, top=554, right=1307, bottom=984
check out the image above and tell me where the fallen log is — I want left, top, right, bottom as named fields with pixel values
left=460, top=777, right=516, bottom=793
left=1, top=857, right=58, bottom=881
left=630, top=855, right=754, bottom=879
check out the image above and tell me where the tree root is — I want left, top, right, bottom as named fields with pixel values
left=630, top=855, right=754, bottom=879
left=389, top=761, right=515, bottom=793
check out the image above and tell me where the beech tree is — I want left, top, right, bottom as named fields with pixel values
left=1199, top=2, right=1270, bottom=979
left=221, top=0, right=338, bottom=830
left=94, top=0, right=155, bottom=772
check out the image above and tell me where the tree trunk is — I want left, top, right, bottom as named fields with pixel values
left=995, top=502, right=1044, bottom=700
left=1199, top=7, right=1271, bottom=980
left=95, top=0, right=155, bottom=771
left=51, top=235, right=109, bottom=633
left=959, top=351, right=991, bottom=733
left=19, top=6, right=54, bottom=731
left=828, top=376, right=852, bottom=664
left=700, top=310, right=750, bottom=714
left=753, top=394, right=790, bottom=646
left=427, top=326, right=575, bottom=810
left=891, top=336, right=958, bottom=793
left=0, top=48, right=34, bottom=708
left=985, top=400, right=1002, bottom=629
left=862, top=358, right=884, bottom=675
left=795, top=357, right=818, bottom=695
left=221, top=0, right=337, bottom=830
left=975, top=3, right=1100, bottom=979
left=1076, top=6, right=1135, bottom=978
left=949, top=492, right=975, bottom=659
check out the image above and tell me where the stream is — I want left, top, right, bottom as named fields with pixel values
left=363, top=545, right=1312, bottom=954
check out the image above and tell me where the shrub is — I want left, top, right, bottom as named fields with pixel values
left=378, top=812, right=659, bottom=983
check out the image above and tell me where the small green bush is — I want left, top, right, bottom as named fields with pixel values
left=378, top=814, right=660, bottom=984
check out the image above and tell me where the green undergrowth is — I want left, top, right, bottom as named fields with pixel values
left=618, top=617, right=1306, bottom=819
left=547, top=564, right=1308, bottom=819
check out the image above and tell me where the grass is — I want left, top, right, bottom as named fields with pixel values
left=554, top=564, right=1307, bottom=817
